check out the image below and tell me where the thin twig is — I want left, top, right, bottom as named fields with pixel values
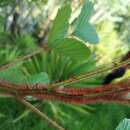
left=17, top=98, right=65, bottom=130
left=0, top=48, right=43, bottom=71
left=51, top=58, right=130, bottom=88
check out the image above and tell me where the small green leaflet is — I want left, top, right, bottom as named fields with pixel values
left=0, top=67, right=26, bottom=83
left=0, top=67, right=50, bottom=84
left=54, top=38, right=91, bottom=62
left=24, top=72, right=50, bottom=84
left=48, top=4, right=71, bottom=47
left=65, top=104, right=91, bottom=115
left=116, top=118, right=130, bottom=130
left=0, top=113, right=6, bottom=118
left=74, top=22, right=99, bottom=44
left=73, top=1, right=99, bottom=44
left=75, top=1, right=93, bottom=28
left=71, top=58, right=96, bottom=75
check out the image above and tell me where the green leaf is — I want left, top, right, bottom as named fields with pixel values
left=0, top=67, right=50, bottom=84
left=13, top=110, right=30, bottom=123
left=73, top=1, right=99, bottom=44
left=54, top=38, right=91, bottom=62
left=71, top=58, right=96, bottom=75
left=116, top=118, right=130, bottom=130
left=48, top=4, right=71, bottom=47
left=0, top=113, right=6, bottom=118
left=75, top=1, right=94, bottom=28
left=0, top=67, right=26, bottom=83
left=74, top=22, right=99, bottom=44
left=65, top=104, right=91, bottom=115
left=24, top=72, right=50, bottom=84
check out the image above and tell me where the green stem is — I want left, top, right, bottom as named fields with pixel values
left=17, top=98, right=65, bottom=130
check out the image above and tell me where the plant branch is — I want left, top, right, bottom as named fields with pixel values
left=1, top=79, right=130, bottom=105
left=51, top=58, right=130, bottom=88
left=0, top=48, right=44, bottom=71
left=17, top=97, right=65, bottom=130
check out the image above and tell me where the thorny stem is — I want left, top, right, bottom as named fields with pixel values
left=17, top=97, right=65, bottom=130
left=0, top=51, right=130, bottom=128
left=1, top=79, right=130, bottom=104
left=0, top=80, right=130, bottom=129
